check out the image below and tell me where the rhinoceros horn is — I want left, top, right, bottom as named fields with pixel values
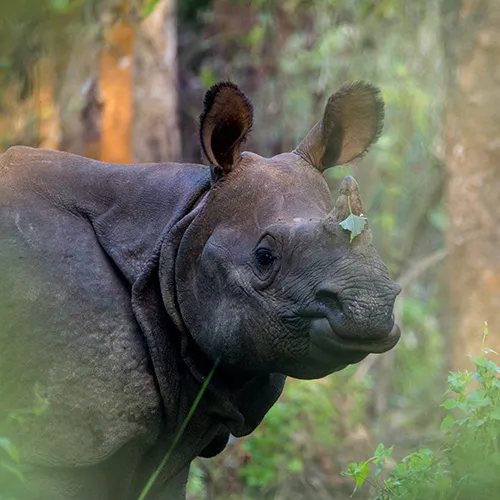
left=331, top=175, right=365, bottom=221
left=321, top=176, right=371, bottom=244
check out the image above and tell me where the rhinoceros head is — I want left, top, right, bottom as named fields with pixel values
left=173, top=81, right=401, bottom=380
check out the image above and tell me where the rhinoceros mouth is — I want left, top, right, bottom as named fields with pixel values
left=308, top=317, right=401, bottom=356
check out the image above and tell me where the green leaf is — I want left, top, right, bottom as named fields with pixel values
left=440, top=415, right=455, bottom=431
left=441, top=398, right=457, bottom=410
left=482, top=348, right=498, bottom=355
left=474, top=418, right=485, bottom=428
left=345, top=461, right=370, bottom=492
left=0, top=461, right=25, bottom=484
left=373, top=443, right=393, bottom=477
left=339, top=214, right=368, bottom=242
left=469, top=356, right=500, bottom=374
left=0, top=438, right=20, bottom=464
left=374, top=443, right=392, bottom=459
left=466, top=390, right=491, bottom=408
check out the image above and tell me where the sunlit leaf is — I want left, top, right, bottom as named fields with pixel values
left=441, top=398, right=457, bottom=410
left=339, top=213, right=368, bottom=242
left=352, top=461, right=370, bottom=491
left=482, top=348, right=498, bottom=355
left=440, top=415, right=455, bottom=431
left=0, top=438, right=20, bottom=464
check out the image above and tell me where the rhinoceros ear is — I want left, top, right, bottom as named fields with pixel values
left=294, top=82, right=384, bottom=171
left=199, top=81, right=253, bottom=183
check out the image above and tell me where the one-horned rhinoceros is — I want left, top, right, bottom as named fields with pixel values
left=0, top=81, right=401, bottom=499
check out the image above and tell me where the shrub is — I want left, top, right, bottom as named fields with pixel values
left=342, top=323, right=500, bottom=500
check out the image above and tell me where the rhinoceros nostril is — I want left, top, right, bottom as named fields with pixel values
left=315, top=287, right=344, bottom=320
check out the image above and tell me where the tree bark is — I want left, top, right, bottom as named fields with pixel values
left=34, top=58, right=61, bottom=150
left=442, top=0, right=500, bottom=367
left=99, top=12, right=134, bottom=164
left=133, top=0, right=180, bottom=163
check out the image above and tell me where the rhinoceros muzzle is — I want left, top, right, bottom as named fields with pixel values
left=309, top=316, right=401, bottom=357
left=303, top=282, right=401, bottom=359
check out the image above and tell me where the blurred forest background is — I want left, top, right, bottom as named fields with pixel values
left=0, top=0, right=499, bottom=498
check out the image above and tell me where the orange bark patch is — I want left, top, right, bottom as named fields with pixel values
left=482, top=269, right=500, bottom=295
left=99, top=19, right=134, bottom=164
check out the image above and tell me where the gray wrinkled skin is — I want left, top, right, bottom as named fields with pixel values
left=0, top=81, right=400, bottom=499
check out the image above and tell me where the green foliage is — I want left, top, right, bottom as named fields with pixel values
left=0, top=0, right=102, bottom=98
left=389, top=291, right=444, bottom=425
left=0, top=386, right=48, bottom=493
left=186, top=461, right=206, bottom=498
left=187, top=362, right=375, bottom=497
left=238, top=380, right=327, bottom=487
left=343, top=444, right=393, bottom=494
left=238, top=380, right=333, bottom=488
left=342, top=325, right=500, bottom=500
left=237, top=367, right=370, bottom=492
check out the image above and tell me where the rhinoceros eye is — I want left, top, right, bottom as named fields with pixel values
left=255, top=248, right=275, bottom=267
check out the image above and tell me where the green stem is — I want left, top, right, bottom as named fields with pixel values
left=137, top=360, right=219, bottom=500
left=347, top=195, right=353, bottom=215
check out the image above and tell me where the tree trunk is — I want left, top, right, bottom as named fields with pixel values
left=34, top=58, right=61, bottom=150
left=99, top=12, right=134, bottom=164
left=442, top=0, right=500, bottom=367
left=133, top=0, right=180, bottom=163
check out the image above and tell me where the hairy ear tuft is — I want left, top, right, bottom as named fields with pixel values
left=199, top=82, right=253, bottom=182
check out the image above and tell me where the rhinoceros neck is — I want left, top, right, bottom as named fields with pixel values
left=3, top=147, right=211, bottom=284
left=84, top=160, right=211, bottom=284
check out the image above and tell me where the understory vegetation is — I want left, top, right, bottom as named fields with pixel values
left=343, top=324, right=500, bottom=500
left=188, top=325, right=500, bottom=499
left=2, top=328, right=498, bottom=499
